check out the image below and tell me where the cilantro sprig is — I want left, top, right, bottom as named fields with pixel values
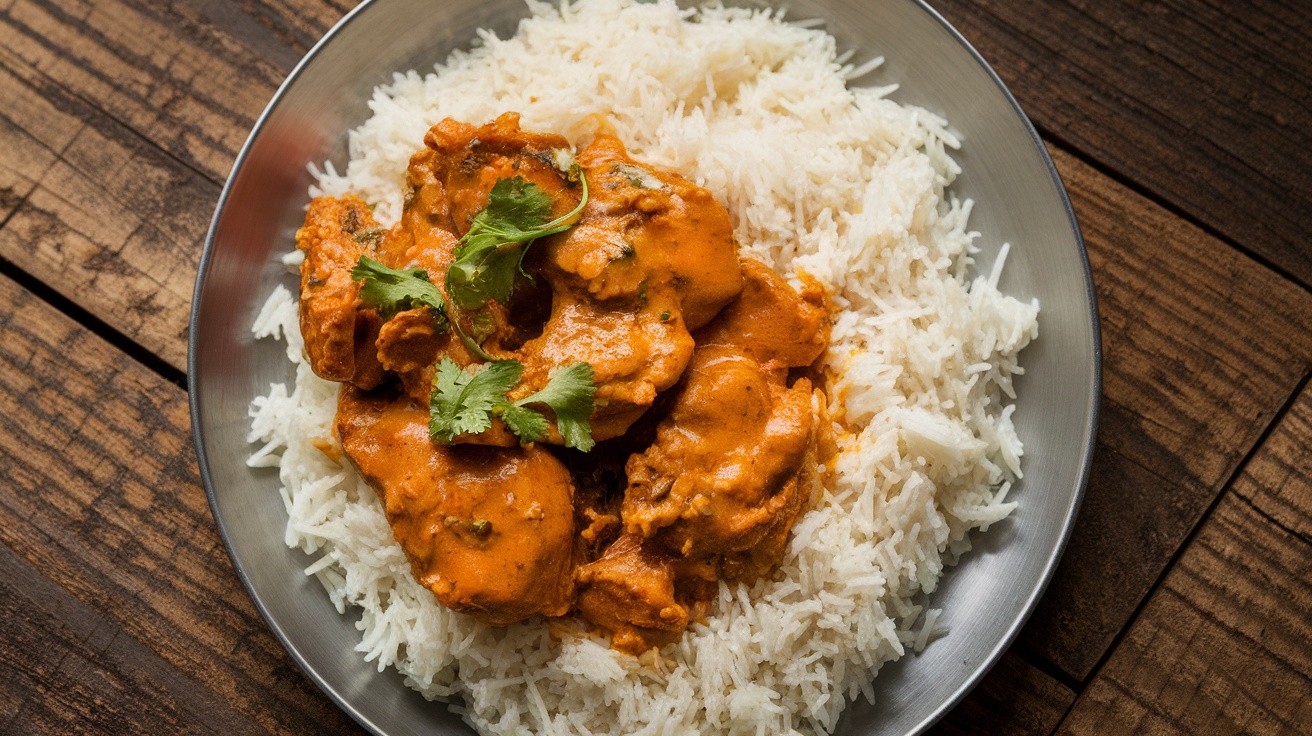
left=500, top=362, right=598, bottom=451
left=351, top=256, right=450, bottom=333
left=446, top=168, right=588, bottom=309
left=429, top=358, right=597, bottom=451
left=345, top=162, right=598, bottom=451
left=429, top=359, right=521, bottom=442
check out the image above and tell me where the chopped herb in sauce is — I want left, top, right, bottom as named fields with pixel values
left=429, top=358, right=597, bottom=451
left=445, top=169, right=589, bottom=309
left=351, top=256, right=449, bottom=332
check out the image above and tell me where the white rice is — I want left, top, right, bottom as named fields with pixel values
left=247, top=0, right=1039, bottom=733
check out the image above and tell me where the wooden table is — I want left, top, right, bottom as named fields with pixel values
left=2, top=0, right=1309, bottom=733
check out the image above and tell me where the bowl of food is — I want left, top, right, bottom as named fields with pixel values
left=189, top=0, right=1099, bottom=734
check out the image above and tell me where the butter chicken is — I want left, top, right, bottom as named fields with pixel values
left=295, top=113, right=831, bottom=651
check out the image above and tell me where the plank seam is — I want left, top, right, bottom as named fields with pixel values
left=0, top=253, right=187, bottom=390
left=1231, top=488, right=1312, bottom=548
left=939, top=3, right=1312, bottom=288
left=1035, top=129, right=1312, bottom=298
left=1048, top=367, right=1312, bottom=733
left=0, top=14, right=226, bottom=189
left=0, top=193, right=26, bottom=234
left=1009, top=639, right=1083, bottom=693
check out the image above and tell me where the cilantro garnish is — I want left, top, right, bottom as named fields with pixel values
left=350, top=163, right=598, bottom=450
left=429, top=359, right=522, bottom=443
left=428, top=358, right=597, bottom=451
left=446, top=168, right=589, bottom=309
left=507, top=361, right=597, bottom=451
left=351, top=256, right=450, bottom=333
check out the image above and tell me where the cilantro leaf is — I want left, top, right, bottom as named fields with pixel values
left=351, top=256, right=449, bottom=332
left=471, top=175, right=555, bottom=238
left=496, top=403, right=551, bottom=443
left=445, top=233, right=529, bottom=309
left=513, top=362, right=597, bottom=451
left=426, top=358, right=597, bottom=451
left=428, top=359, right=523, bottom=444
left=447, top=169, right=589, bottom=309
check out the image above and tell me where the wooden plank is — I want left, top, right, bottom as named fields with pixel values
left=931, top=652, right=1076, bottom=736
left=1016, top=145, right=1312, bottom=680
left=1230, top=382, right=1312, bottom=541
left=0, top=273, right=364, bottom=735
left=0, top=57, right=215, bottom=371
left=0, top=0, right=347, bottom=371
left=0, top=44, right=82, bottom=225
left=0, top=541, right=270, bottom=734
left=932, top=0, right=1312, bottom=288
left=1057, top=388, right=1312, bottom=733
left=0, top=0, right=310, bottom=182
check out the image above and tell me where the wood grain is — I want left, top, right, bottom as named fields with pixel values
left=932, top=0, right=1312, bottom=288
left=1230, top=382, right=1312, bottom=542
left=1018, top=145, right=1312, bottom=680
left=1057, top=389, right=1312, bottom=734
left=0, top=54, right=215, bottom=371
left=931, top=653, right=1076, bottom=736
left=0, top=0, right=348, bottom=372
left=1, top=0, right=292, bottom=182
left=178, top=0, right=354, bottom=62
left=0, top=541, right=269, bottom=734
left=0, top=272, right=363, bottom=735
left=0, top=46, right=78, bottom=226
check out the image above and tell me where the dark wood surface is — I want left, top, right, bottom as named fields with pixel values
left=1, top=0, right=1309, bottom=733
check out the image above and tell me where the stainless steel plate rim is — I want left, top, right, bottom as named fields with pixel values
left=189, top=0, right=1100, bottom=733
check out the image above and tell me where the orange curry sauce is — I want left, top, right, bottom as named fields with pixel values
left=296, top=113, right=832, bottom=653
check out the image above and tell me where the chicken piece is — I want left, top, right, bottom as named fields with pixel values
left=377, top=130, right=463, bottom=271
left=375, top=115, right=586, bottom=441
left=695, top=258, right=829, bottom=371
left=621, top=259, right=828, bottom=564
left=577, top=261, right=830, bottom=651
left=366, top=122, right=535, bottom=408
left=516, top=296, right=694, bottom=441
left=546, top=130, right=743, bottom=330
left=295, top=194, right=386, bottom=388
left=295, top=151, right=467, bottom=399
left=621, top=347, right=818, bottom=568
left=356, top=115, right=576, bottom=423
left=373, top=307, right=441, bottom=376
left=423, top=113, right=580, bottom=236
left=574, top=534, right=687, bottom=655
left=361, top=136, right=467, bottom=400
left=514, top=126, right=743, bottom=440
left=336, top=385, right=576, bottom=625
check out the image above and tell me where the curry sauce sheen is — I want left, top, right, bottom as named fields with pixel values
left=295, top=113, right=832, bottom=652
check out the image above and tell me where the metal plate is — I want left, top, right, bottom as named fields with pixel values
left=189, top=0, right=1100, bottom=733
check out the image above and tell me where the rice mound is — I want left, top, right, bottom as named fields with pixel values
left=246, top=0, right=1040, bottom=733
